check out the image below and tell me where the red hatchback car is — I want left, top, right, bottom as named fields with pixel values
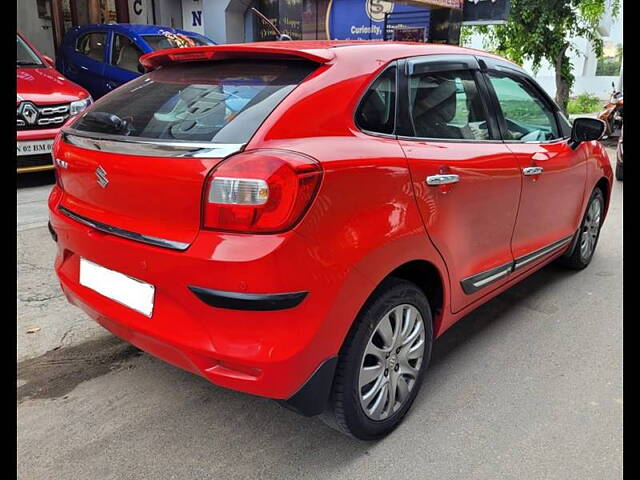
left=17, top=32, right=91, bottom=173
left=48, top=41, right=611, bottom=440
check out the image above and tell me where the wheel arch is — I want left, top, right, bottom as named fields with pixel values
left=595, top=176, right=611, bottom=217
left=385, top=260, right=445, bottom=335
left=348, top=256, right=448, bottom=346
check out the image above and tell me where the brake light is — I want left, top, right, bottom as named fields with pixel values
left=202, top=150, right=323, bottom=233
left=167, top=51, right=215, bottom=62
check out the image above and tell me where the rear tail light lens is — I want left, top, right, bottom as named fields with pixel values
left=52, top=131, right=64, bottom=190
left=203, top=150, right=323, bottom=233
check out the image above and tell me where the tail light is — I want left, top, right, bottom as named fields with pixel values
left=202, top=149, right=323, bottom=233
left=52, top=131, right=64, bottom=190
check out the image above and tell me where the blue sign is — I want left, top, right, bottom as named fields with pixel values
left=327, top=0, right=430, bottom=40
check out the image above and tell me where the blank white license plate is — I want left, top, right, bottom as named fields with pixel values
left=79, top=258, right=155, bottom=317
left=16, top=139, right=54, bottom=156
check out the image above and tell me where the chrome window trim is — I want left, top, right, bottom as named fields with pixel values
left=58, top=206, right=191, bottom=251
left=396, top=134, right=504, bottom=144
left=62, top=128, right=244, bottom=158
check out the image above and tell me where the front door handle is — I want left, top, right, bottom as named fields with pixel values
left=426, top=174, right=460, bottom=186
left=523, top=166, right=544, bottom=176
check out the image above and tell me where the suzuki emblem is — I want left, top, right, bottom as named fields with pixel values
left=96, top=165, right=109, bottom=188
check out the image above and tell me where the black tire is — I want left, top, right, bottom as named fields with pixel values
left=558, top=188, right=605, bottom=270
left=615, top=163, right=623, bottom=181
left=321, top=277, right=433, bottom=440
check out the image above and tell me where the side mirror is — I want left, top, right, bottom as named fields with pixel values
left=569, top=117, right=606, bottom=149
left=137, top=61, right=146, bottom=74
left=42, top=54, right=55, bottom=67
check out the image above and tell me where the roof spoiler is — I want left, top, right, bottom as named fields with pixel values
left=140, top=44, right=335, bottom=70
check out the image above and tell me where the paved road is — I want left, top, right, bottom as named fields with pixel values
left=17, top=172, right=54, bottom=232
left=17, top=152, right=622, bottom=479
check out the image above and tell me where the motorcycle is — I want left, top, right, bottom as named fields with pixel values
left=598, top=81, right=623, bottom=137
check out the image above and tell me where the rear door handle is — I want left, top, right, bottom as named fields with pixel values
left=426, top=174, right=459, bottom=186
left=522, top=167, right=544, bottom=176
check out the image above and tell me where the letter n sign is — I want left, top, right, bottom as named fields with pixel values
left=191, top=10, right=202, bottom=27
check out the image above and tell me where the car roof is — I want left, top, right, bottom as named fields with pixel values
left=69, top=23, right=207, bottom=37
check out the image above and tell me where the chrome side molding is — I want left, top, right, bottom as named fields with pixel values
left=461, top=262, right=513, bottom=295
left=513, top=235, right=573, bottom=270
left=461, top=234, right=574, bottom=294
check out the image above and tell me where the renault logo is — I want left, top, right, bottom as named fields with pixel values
left=19, top=101, right=39, bottom=125
left=96, top=165, right=109, bottom=188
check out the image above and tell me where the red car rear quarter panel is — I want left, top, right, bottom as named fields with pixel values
left=270, top=134, right=449, bottom=341
left=247, top=48, right=457, bottom=340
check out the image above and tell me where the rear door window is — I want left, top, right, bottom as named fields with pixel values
left=71, top=60, right=317, bottom=144
left=142, top=34, right=212, bottom=51
left=111, top=33, right=144, bottom=73
left=408, top=70, right=491, bottom=140
left=76, top=32, right=107, bottom=62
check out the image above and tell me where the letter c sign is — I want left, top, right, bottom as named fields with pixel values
left=133, top=0, right=143, bottom=16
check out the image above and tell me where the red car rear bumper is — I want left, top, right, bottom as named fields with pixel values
left=48, top=185, right=364, bottom=410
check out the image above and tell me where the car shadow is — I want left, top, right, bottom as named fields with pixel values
left=430, top=262, right=570, bottom=369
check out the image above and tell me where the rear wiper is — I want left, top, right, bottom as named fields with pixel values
left=81, top=112, right=132, bottom=135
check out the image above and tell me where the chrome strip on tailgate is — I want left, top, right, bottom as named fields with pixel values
left=58, top=206, right=190, bottom=251
left=62, top=129, right=244, bottom=158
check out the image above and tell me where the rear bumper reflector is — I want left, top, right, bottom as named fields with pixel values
left=188, top=286, right=308, bottom=311
left=48, top=221, right=57, bottom=242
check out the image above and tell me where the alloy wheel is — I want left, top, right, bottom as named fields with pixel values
left=580, top=197, right=602, bottom=261
left=358, top=304, right=426, bottom=421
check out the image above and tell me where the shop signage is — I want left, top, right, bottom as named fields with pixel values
left=462, top=0, right=510, bottom=25
left=392, top=26, right=427, bottom=42
left=327, top=0, right=430, bottom=40
left=408, top=0, right=463, bottom=8
left=181, top=0, right=205, bottom=35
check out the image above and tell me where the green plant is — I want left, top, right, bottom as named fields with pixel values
left=567, top=93, right=602, bottom=114
left=461, top=0, right=620, bottom=115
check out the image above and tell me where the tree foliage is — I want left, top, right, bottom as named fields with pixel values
left=462, top=0, right=620, bottom=113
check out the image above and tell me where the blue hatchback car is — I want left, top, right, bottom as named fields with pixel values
left=56, top=24, right=215, bottom=99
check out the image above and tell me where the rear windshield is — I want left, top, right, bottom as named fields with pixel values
left=71, top=60, right=317, bottom=144
left=142, top=33, right=213, bottom=50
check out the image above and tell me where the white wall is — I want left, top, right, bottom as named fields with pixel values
left=17, top=0, right=55, bottom=58
left=534, top=75, right=619, bottom=100
left=201, top=0, right=252, bottom=44
left=155, top=0, right=184, bottom=28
